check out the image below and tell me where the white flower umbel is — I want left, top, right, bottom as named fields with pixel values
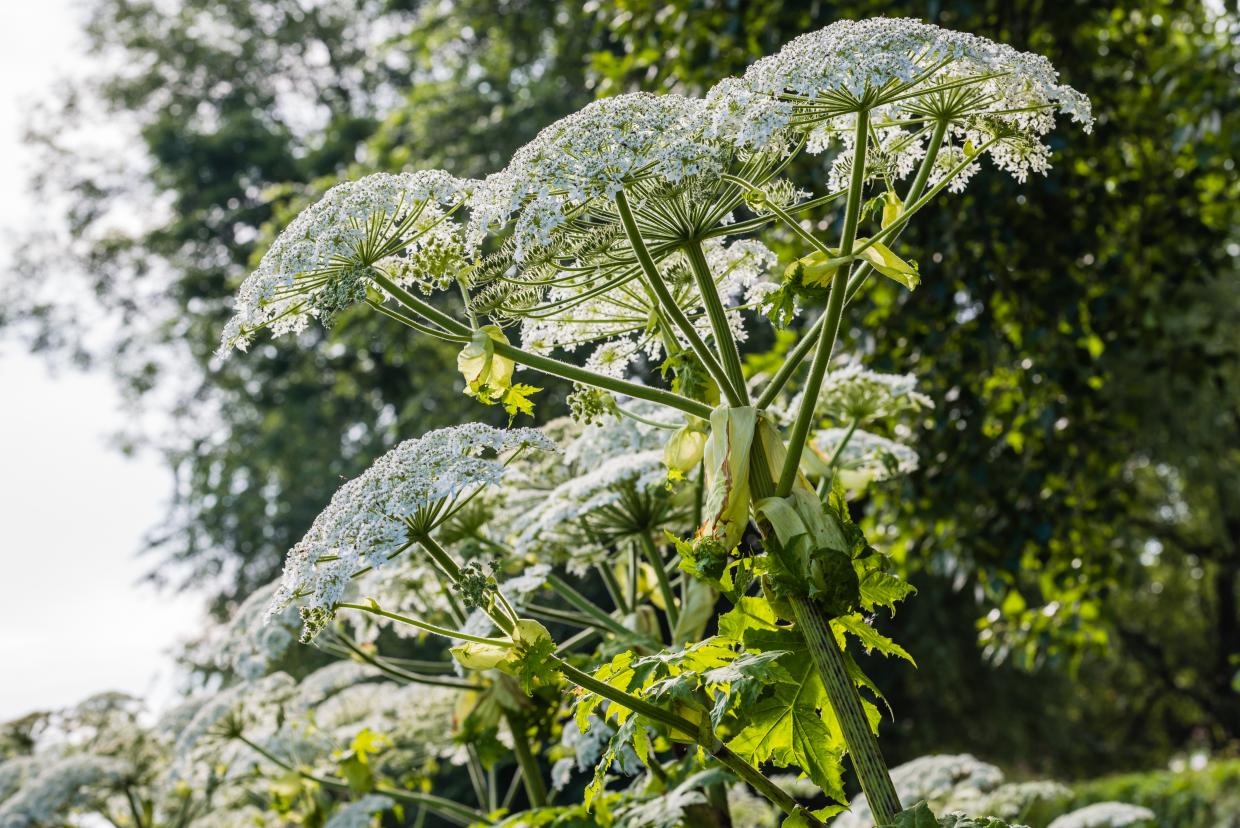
left=0, top=754, right=128, bottom=827
left=201, top=579, right=301, bottom=680
left=267, top=423, right=555, bottom=640
left=735, top=18, right=1092, bottom=186
left=810, top=427, right=920, bottom=489
left=497, top=402, right=690, bottom=572
left=783, top=364, right=933, bottom=425
left=468, top=93, right=723, bottom=260
left=1047, top=803, right=1157, bottom=828
left=219, top=170, right=470, bottom=354
left=324, top=794, right=395, bottom=828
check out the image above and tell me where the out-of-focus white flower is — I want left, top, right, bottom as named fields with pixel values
left=324, top=794, right=394, bottom=828
left=0, top=754, right=128, bottom=827
left=267, top=423, right=555, bottom=640
left=289, top=662, right=385, bottom=714
left=199, top=580, right=300, bottom=680
left=0, top=757, right=42, bottom=806
left=808, top=427, right=920, bottom=489
left=948, top=780, right=1071, bottom=821
left=169, top=673, right=296, bottom=786
left=833, top=754, right=1005, bottom=828
left=782, top=364, right=933, bottom=425
left=219, top=170, right=470, bottom=354
left=1047, top=803, right=1157, bottom=828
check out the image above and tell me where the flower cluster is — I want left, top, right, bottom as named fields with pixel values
left=718, top=18, right=1092, bottom=188
left=0, top=754, right=129, bottom=827
left=501, top=405, right=690, bottom=572
left=468, top=93, right=723, bottom=260
left=267, top=424, right=555, bottom=639
left=1046, top=803, right=1157, bottom=828
left=810, top=427, right=920, bottom=488
left=219, top=170, right=469, bottom=354
left=810, top=365, right=934, bottom=424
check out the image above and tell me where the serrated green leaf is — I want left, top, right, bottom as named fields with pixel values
left=725, top=656, right=844, bottom=802
left=834, top=614, right=916, bottom=665
left=858, top=570, right=917, bottom=613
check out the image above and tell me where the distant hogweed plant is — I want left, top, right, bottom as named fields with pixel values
left=204, top=17, right=1090, bottom=828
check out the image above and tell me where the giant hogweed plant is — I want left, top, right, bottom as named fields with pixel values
left=211, top=18, right=1091, bottom=828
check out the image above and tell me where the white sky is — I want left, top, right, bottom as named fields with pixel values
left=0, top=0, right=205, bottom=720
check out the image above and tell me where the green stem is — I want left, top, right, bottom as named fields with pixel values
left=546, top=572, right=656, bottom=646
left=551, top=657, right=823, bottom=827
left=464, top=745, right=490, bottom=811
left=123, top=785, right=145, bottom=828
left=332, top=631, right=483, bottom=690
left=742, top=233, right=902, bottom=828
left=370, top=270, right=712, bottom=420
left=614, top=189, right=743, bottom=407
left=755, top=313, right=823, bottom=409
left=790, top=596, right=901, bottom=826
left=236, top=735, right=486, bottom=826
left=638, top=533, right=680, bottom=634
left=828, top=420, right=861, bottom=469
left=756, top=118, right=951, bottom=411
left=684, top=238, right=749, bottom=403
left=597, top=562, right=630, bottom=614
left=525, top=602, right=607, bottom=631
left=504, top=712, right=548, bottom=808
left=336, top=602, right=512, bottom=647
left=418, top=534, right=517, bottom=634
left=776, top=110, right=871, bottom=497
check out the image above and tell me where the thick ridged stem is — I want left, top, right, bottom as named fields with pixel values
left=776, top=109, right=871, bottom=497
left=684, top=237, right=750, bottom=402
left=614, top=189, right=744, bottom=406
left=749, top=420, right=901, bottom=826
left=369, top=270, right=712, bottom=420
left=504, top=712, right=548, bottom=808
left=790, top=596, right=901, bottom=826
